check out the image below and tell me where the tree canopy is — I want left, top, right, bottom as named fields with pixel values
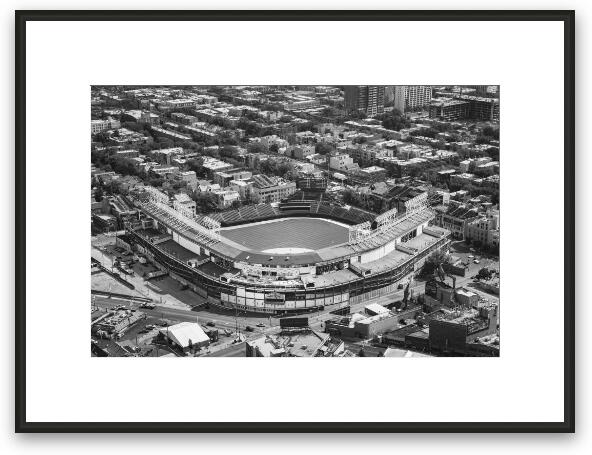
left=315, top=142, right=333, bottom=155
left=378, top=109, right=411, bottom=131
left=419, top=250, right=450, bottom=278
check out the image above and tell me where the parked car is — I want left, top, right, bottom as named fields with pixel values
left=256, top=323, right=265, bottom=328
left=206, top=321, right=215, bottom=327
left=245, top=326, right=254, bottom=332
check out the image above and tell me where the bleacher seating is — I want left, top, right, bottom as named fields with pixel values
left=140, top=201, right=220, bottom=247
left=202, top=200, right=379, bottom=228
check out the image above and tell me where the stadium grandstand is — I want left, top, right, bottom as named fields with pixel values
left=123, top=184, right=450, bottom=315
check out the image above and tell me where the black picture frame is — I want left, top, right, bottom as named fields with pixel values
left=15, top=10, right=575, bottom=433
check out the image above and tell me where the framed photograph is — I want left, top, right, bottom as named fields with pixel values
left=15, top=10, right=574, bottom=432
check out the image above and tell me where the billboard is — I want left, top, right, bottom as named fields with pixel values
left=279, top=317, right=309, bottom=329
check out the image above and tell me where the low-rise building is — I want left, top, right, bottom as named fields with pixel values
left=202, top=157, right=234, bottom=175
left=150, top=126, right=191, bottom=141
left=329, top=153, right=356, bottom=171
left=213, top=169, right=253, bottom=188
left=114, top=149, right=140, bottom=159
left=246, top=329, right=338, bottom=357
left=123, top=109, right=160, bottom=125
left=465, top=210, right=500, bottom=249
left=433, top=202, right=481, bottom=240
left=150, top=147, right=184, bottom=164
left=156, top=98, right=198, bottom=111
left=94, top=309, right=144, bottom=336
left=91, top=117, right=121, bottom=134
left=173, top=192, right=197, bottom=217
left=250, top=175, right=296, bottom=203
left=175, top=170, right=198, bottom=191
left=429, top=306, right=498, bottom=355
left=325, top=309, right=417, bottom=340
left=215, top=189, right=241, bottom=208
left=159, top=322, right=210, bottom=354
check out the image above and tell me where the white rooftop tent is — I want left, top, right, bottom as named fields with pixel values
left=160, top=322, right=210, bottom=350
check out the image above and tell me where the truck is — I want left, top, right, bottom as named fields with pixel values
left=139, top=302, right=156, bottom=310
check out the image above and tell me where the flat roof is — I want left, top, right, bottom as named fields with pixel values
left=365, top=303, right=389, bottom=315
left=158, top=239, right=204, bottom=263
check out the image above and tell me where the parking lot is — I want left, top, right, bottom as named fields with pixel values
left=448, top=240, right=500, bottom=277
left=91, top=234, right=202, bottom=310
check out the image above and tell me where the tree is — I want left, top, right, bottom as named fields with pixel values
left=321, top=106, right=340, bottom=118
left=220, top=145, right=238, bottom=159
left=187, top=157, right=205, bottom=177
left=193, top=191, right=218, bottom=213
left=109, top=157, right=138, bottom=177
left=481, top=126, right=500, bottom=140
left=315, top=142, right=333, bottom=155
left=476, top=267, right=493, bottom=281
left=379, top=109, right=411, bottom=131
left=121, top=99, right=139, bottom=110
left=475, top=135, right=492, bottom=145
left=342, top=189, right=355, bottom=204
left=348, top=110, right=367, bottom=120
left=145, top=175, right=164, bottom=188
left=247, top=142, right=268, bottom=154
left=419, top=250, right=450, bottom=278
left=94, top=186, right=104, bottom=202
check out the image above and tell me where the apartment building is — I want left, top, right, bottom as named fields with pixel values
left=91, top=117, right=121, bottom=135
left=393, top=86, right=433, bottom=113
left=250, top=175, right=296, bottom=203
left=465, top=210, right=500, bottom=249
left=344, top=86, right=385, bottom=117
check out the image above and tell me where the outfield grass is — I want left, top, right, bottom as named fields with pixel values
left=220, top=218, right=349, bottom=252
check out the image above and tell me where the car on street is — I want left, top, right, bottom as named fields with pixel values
left=473, top=259, right=480, bottom=264
left=256, top=323, right=265, bottom=328
left=468, top=255, right=474, bottom=258
left=206, top=321, right=215, bottom=327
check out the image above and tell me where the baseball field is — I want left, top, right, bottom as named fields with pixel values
left=220, top=217, right=350, bottom=253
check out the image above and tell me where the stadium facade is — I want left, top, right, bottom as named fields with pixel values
left=123, top=186, right=450, bottom=315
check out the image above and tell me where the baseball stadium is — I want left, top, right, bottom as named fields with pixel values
left=123, top=184, right=451, bottom=315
